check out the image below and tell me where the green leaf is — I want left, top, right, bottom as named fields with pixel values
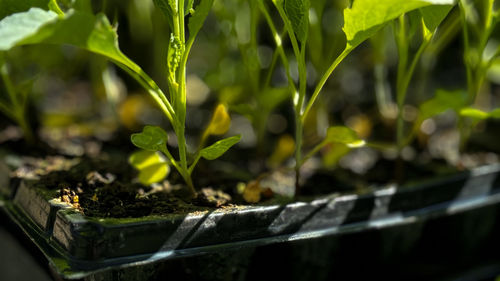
left=200, top=135, right=241, bottom=160
left=325, top=126, right=365, bottom=148
left=420, top=4, right=454, bottom=32
left=460, top=107, right=500, bottom=120
left=460, top=108, right=489, bottom=119
left=284, top=0, right=310, bottom=43
left=188, top=0, right=215, bottom=40
left=129, top=150, right=170, bottom=185
left=256, top=87, right=290, bottom=112
left=131, top=125, right=169, bottom=152
left=343, top=0, right=455, bottom=49
left=0, top=8, right=58, bottom=50
left=322, top=143, right=351, bottom=168
left=138, top=163, right=170, bottom=185
left=69, top=0, right=93, bottom=13
left=490, top=108, right=500, bottom=118
left=419, top=89, right=467, bottom=120
left=0, top=7, right=171, bottom=121
left=129, top=150, right=164, bottom=169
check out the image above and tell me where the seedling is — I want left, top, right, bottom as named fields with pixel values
left=405, top=0, right=500, bottom=158
left=211, top=0, right=290, bottom=151
left=456, top=0, right=500, bottom=148
left=262, top=0, right=454, bottom=194
left=0, top=54, right=34, bottom=143
left=0, top=0, right=240, bottom=198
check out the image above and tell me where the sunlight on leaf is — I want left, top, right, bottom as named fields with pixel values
left=138, top=163, right=169, bottom=185
left=343, top=0, right=455, bottom=49
left=325, top=126, right=365, bottom=148
left=460, top=107, right=500, bottom=120
left=129, top=150, right=170, bottom=185
left=0, top=8, right=58, bottom=50
left=0, top=7, right=167, bottom=120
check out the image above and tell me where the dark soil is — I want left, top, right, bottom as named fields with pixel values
left=3, top=122, right=498, bottom=219
left=5, top=149, right=459, bottom=219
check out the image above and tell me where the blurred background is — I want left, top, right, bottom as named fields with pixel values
left=0, top=0, right=499, bottom=175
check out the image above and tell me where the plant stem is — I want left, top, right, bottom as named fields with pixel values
left=271, top=1, right=309, bottom=194
left=457, top=0, right=496, bottom=152
left=263, top=42, right=280, bottom=90
left=294, top=111, right=303, bottom=195
left=17, top=115, right=34, bottom=144
left=0, top=61, right=34, bottom=144
left=173, top=0, right=196, bottom=198
left=301, top=140, right=328, bottom=165
left=258, top=2, right=297, bottom=94
left=302, top=47, right=352, bottom=122
left=395, top=15, right=408, bottom=155
left=293, top=41, right=308, bottom=195
left=392, top=14, right=432, bottom=181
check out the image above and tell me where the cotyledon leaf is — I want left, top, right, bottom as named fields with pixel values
left=129, top=150, right=170, bottom=185
left=131, top=125, right=169, bottom=152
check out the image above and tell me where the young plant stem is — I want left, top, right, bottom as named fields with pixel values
left=273, top=2, right=308, bottom=195
left=263, top=42, right=280, bottom=90
left=258, top=2, right=297, bottom=95
left=457, top=0, right=496, bottom=152
left=174, top=0, right=196, bottom=197
left=393, top=14, right=431, bottom=182
left=301, top=48, right=352, bottom=121
left=0, top=61, right=34, bottom=144
left=395, top=15, right=409, bottom=156
left=265, top=1, right=358, bottom=194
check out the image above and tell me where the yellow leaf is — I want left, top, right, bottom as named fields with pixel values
left=129, top=150, right=165, bottom=170
left=267, top=134, right=295, bottom=168
left=129, top=150, right=170, bottom=185
left=138, top=163, right=170, bottom=185
left=322, top=143, right=351, bottom=168
left=119, top=95, right=149, bottom=129
left=207, top=104, right=231, bottom=135
left=243, top=180, right=261, bottom=203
